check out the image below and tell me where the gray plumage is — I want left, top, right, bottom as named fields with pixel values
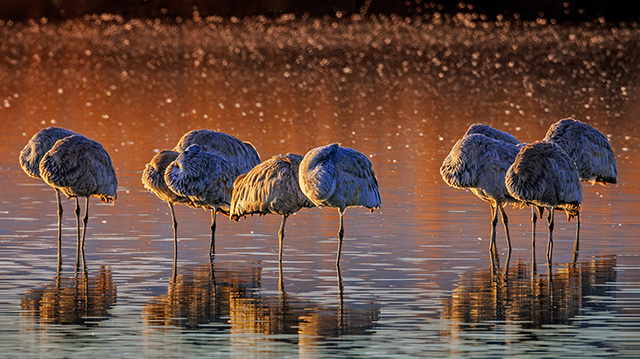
left=142, top=150, right=196, bottom=251
left=164, top=144, right=238, bottom=256
left=440, top=129, right=522, bottom=253
left=174, top=129, right=261, bottom=175
left=19, top=127, right=78, bottom=179
left=19, top=127, right=78, bottom=241
left=143, top=150, right=194, bottom=206
left=230, top=153, right=315, bottom=262
left=144, top=129, right=259, bottom=256
left=543, top=118, right=617, bottom=259
left=39, top=134, right=118, bottom=248
left=506, top=141, right=582, bottom=260
left=464, top=123, right=520, bottom=145
left=543, top=118, right=617, bottom=184
left=299, top=143, right=381, bottom=264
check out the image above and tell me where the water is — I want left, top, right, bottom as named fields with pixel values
left=1, top=15, right=640, bottom=357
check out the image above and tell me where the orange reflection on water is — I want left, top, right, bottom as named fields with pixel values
left=441, top=255, right=617, bottom=337
left=143, top=261, right=379, bottom=350
left=1, top=17, right=638, bottom=275
left=21, top=265, right=117, bottom=326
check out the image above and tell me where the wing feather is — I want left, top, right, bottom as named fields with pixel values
left=230, top=153, right=314, bottom=219
left=19, top=127, right=77, bottom=179
left=39, top=134, right=117, bottom=202
left=441, top=134, right=519, bottom=204
left=544, top=118, right=617, bottom=184
left=174, top=129, right=261, bottom=174
left=165, top=146, right=237, bottom=211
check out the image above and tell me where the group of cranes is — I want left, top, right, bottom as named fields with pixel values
left=19, top=127, right=381, bottom=265
left=19, top=117, right=616, bottom=267
left=441, top=118, right=617, bottom=263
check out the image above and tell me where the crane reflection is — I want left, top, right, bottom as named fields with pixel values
left=143, top=261, right=380, bottom=346
left=441, top=255, right=616, bottom=339
left=20, top=255, right=117, bottom=326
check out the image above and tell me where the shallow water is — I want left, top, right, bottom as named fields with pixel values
left=1, top=16, right=640, bottom=357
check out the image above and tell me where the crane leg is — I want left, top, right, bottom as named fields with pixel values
left=56, top=189, right=63, bottom=243
left=210, top=209, right=217, bottom=257
left=499, top=205, right=512, bottom=253
left=546, top=208, right=554, bottom=262
left=168, top=202, right=178, bottom=253
left=531, top=206, right=538, bottom=267
left=278, top=215, right=289, bottom=263
left=80, top=197, right=89, bottom=248
left=74, top=197, right=81, bottom=242
left=531, top=206, right=538, bottom=248
left=278, top=261, right=284, bottom=292
left=572, top=213, right=581, bottom=263
left=336, top=209, right=345, bottom=265
left=489, top=204, right=498, bottom=255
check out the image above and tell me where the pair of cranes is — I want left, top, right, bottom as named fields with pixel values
left=441, top=118, right=617, bottom=263
left=19, top=128, right=381, bottom=265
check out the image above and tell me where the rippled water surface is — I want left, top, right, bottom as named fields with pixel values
left=1, top=16, right=640, bottom=357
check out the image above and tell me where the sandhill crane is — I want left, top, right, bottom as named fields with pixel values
left=20, top=127, right=80, bottom=241
left=506, top=141, right=582, bottom=261
left=230, top=153, right=315, bottom=262
left=544, top=118, right=617, bottom=184
left=174, top=129, right=261, bottom=174
left=142, top=150, right=197, bottom=252
left=464, top=124, right=550, bottom=252
left=39, top=134, right=118, bottom=248
left=464, top=123, right=520, bottom=145
left=543, top=118, right=617, bottom=255
left=441, top=127, right=522, bottom=255
left=144, top=129, right=260, bottom=256
left=298, top=143, right=381, bottom=265
left=164, top=144, right=238, bottom=256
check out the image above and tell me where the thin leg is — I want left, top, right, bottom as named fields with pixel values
left=531, top=206, right=538, bottom=268
left=336, top=263, right=344, bottom=333
left=336, top=208, right=345, bottom=265
left=75, top=239, right=82, bottom=271
left=499, top=206, right=512, bottom=253
left=278, top=215, right=289, bottom=263
left=56, top=189, right=63, bottom=243
left=57, top=238, right=63, bottom=273
left=546, top=208, right=554, bottom=262
left=80, top=197, right=89, bottom=248
left=531, top=206, right=538, bottom=248
left=489, top=204, right=498, bottom=255
left=503, top=249, right=511, bottom=279
left=489, top=249, right=498, bottom=276
left=278, top=261, right=284, bottom=292
left=572, top=213, right=581, bottom=263
left=75, top=197, right=81, bottom=242
left=168, top=202, right=178, bottom=253
left=210, top=208, right=217, bottom=257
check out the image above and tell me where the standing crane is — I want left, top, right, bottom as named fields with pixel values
left=230, top=153, right=315, bottom=262
left=440, top=125, right=523, bottom=256
left=298, top=143, right=381, bottom=265
left=506, top=141, right=582, bottom=261
left=164, top=144, right=238, bottom=256
left=543, top=118, right=617, bottom=255
left=19, top=127, right=78, bottom=241
left=142, top=150, right=196, bottom=253
left=39, top=134, right=118, bottom=248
